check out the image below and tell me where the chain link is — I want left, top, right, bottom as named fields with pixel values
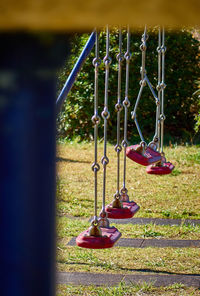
left=121, top=26, right=131, bottom=202
left=154, top=26, right=162, bottom=150
left=131, top=26, right=148, bottom=145
left=113, top=27, right=123, bottom=202
left=91, top=30, right=101, bottom=225
left=160, top=27, right=166, bottom=154
left=131, top=26, right=159, bottom=148
left=140, top=25, right=148, bottom=81
left=151, top=27, right=166, bottom=155
left=101, top=25, right=111, bottom=216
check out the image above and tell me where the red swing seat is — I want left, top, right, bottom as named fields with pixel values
left=146, top=161, right=174, bottom=175
left=105, top=201, right=140, bottom=219
left=126, top=144, right=162, bottom=166
left=76, top=226, right=121, bottom=249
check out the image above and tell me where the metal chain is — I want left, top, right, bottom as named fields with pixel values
left=140, top=25, right=148, bottom=81
left=121, top=26, right=131, bottom=202
left=112, top=27, right=123, bottom=206
left=155, top=26, right=162, bottom=151
left=131, top=26, right=149, bottom=149
left=160, top=27, right=166, bottom=155
left=91, top=30, right=101, bottom=228
left=131, top=26, right=159, bottom=152
left=99, top=25, right=111, bottom=223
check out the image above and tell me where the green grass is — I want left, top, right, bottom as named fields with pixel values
left=57, top=246, right=200, bottom=275
left=186, top=151, right=200, bottom=165
left=57, top=282, right=200, bottom=296
left=56, top=143, right=200, bottom=294
left=56, top=143, right=200, bottom=219
left=57, top=217, right=200, bottom=241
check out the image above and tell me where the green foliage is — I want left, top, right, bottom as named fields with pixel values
left=57, top=28, right=200, bottom=143
left=143, top=224, right=162, bottom=238
left=193, top=80, right=200, bottom=133
left=194, top=110, right=200, bottom=133
left=171, top=168, right=182, bottom=176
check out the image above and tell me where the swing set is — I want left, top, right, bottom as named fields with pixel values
left=57, top=26, right=174, bottom=249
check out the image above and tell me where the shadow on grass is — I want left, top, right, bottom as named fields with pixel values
left=56, top=157, right=90, bottom=164
left=119, top=267, right=200, bottom=277
left=57, top=261, right=200, bottom=277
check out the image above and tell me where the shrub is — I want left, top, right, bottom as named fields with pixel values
left=57, top=28, right=200, bottom=144
left=192, top=80, right=200, bottom=134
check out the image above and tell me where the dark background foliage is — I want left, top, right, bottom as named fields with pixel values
left=57, top=28, right=200, bottom=144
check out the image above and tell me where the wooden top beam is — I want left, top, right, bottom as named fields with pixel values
left=0, top=0, right=200, bottom=31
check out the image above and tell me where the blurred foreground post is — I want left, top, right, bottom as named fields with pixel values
left=0, top=33, right=68, bottom=296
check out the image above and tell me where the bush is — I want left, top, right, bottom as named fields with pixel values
left=192, top=79, right=200, bottom=134
left=57, top=28, right=200, bottom=144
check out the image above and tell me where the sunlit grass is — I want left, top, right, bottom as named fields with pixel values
left=57, top=217, right=200, bottom=241
left=57, top=282, right=200, bottom=296
left=56, top=246, right=200, bottom=275
left=56, top=143, right=200, bottom=219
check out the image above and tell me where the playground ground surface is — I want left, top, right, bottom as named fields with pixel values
left=56, top=142, right=200, bottom=295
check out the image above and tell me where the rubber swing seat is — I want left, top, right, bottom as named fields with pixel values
left=126, top=144, right=162, bottom=166
left=76, top=227, right=121, bottom=249
left=146, top=161, right=174, bottom=175
left=105, top=201, right=140, bottom=219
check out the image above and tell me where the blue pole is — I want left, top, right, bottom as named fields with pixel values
left=56, top=31, right=96, bottom=114
left=0, top=32, right=68, bottom=296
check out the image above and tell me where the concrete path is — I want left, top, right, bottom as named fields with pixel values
left=67, top=237, right=200, bottom=248
left=105, top=217, right=200, bottom=226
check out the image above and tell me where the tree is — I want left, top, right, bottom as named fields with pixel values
left=57, top=28, right=200, bottom=144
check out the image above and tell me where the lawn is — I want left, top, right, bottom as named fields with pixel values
left=57, top=282, right=200, bottom=296
left=56, top=142, right=200, bottom=295
left=56, top=143, right=200, bottom=219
